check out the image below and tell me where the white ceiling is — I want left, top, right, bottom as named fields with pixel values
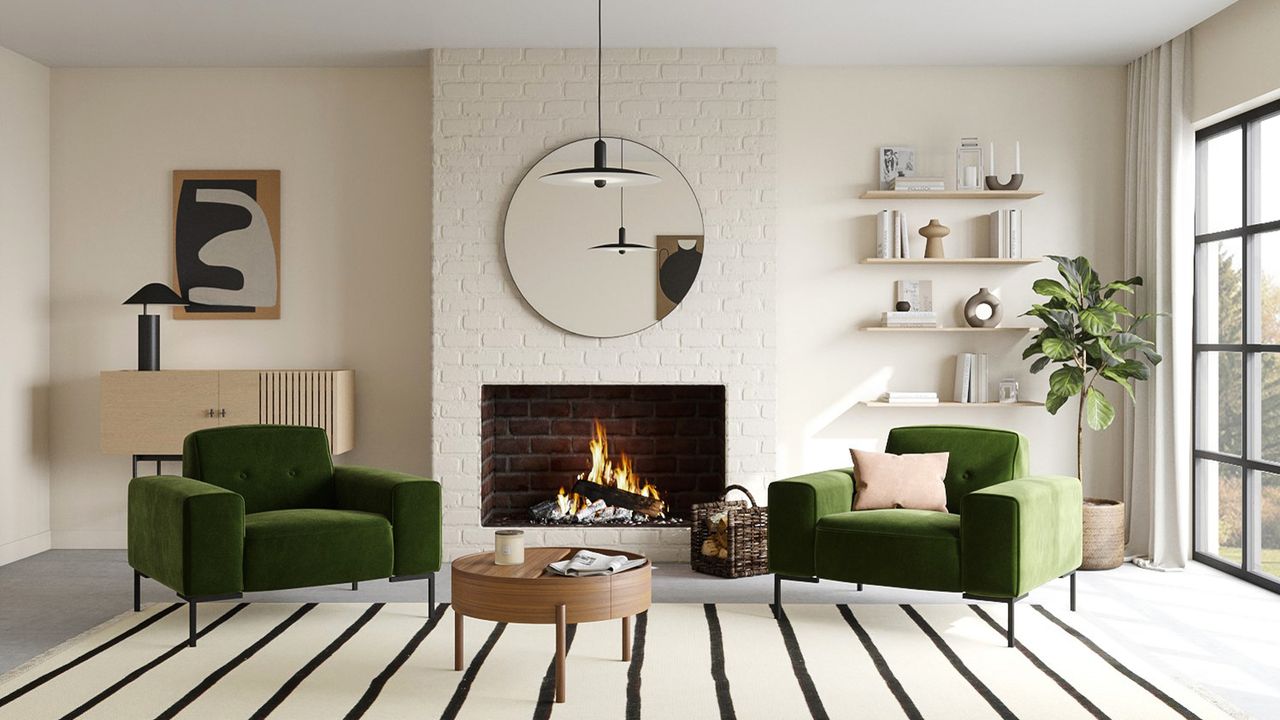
left=0, top=0, right=1236, bottom=68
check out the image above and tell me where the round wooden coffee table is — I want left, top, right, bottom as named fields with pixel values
left=451, top=546, right=651, bottom=703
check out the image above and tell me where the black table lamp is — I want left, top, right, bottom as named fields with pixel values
left=123, top=283, right=185, bottom=371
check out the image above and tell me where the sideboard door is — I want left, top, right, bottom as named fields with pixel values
left=100, top=371, right=220, bottom=454
left=217, top=371, right=263, bottom=427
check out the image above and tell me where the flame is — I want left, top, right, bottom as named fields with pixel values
left=556, top=420, right=662, bottom=515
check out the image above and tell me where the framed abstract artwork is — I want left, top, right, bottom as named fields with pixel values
left=656, top=234, right=704, bottom=318
left=172, top=170, right=281, bottom=320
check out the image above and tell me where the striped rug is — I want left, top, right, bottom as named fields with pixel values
left=0, top=602, right=1238, bottom=720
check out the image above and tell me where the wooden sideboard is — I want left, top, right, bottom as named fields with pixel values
left=101, top=370, right=355, bottom=456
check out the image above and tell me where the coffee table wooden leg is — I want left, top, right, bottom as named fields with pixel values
left=622, top=615, right=632, bottom=661
left=555, top=604, right=567, bottom=703
left=454, top=610, right=464, bottom=671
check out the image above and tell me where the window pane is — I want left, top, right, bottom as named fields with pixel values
left=1261, top=232, right=1280, bottom=344
left=1262, top=472, right=1280, bottom=579
left=1263, top=353, right=1280, bottom=464
left=1197, top=460, right=1243, bottom=564
left=1196, top=351, right=1242, bottom=455
left=1256, top=113, right=1280, bottom=224
left=1198, top=128, right=1242, bottom=234
left=1196, top=238, right=1242, bottom=343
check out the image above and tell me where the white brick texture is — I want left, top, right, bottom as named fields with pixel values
left=431, top=48, right=777, bottom=561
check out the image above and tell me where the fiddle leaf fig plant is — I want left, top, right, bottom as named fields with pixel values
left=1023, top=255, right=1162, bottom=484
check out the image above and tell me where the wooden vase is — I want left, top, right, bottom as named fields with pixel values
left=918, top=219, right=950, bottom=259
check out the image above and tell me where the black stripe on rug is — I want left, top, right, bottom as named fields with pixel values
left=900, top=605, right=1016, bottom=719
left=969, top=605, right=1110, bottom=720
left=836, top=605, right=922, bottom=720
left=531, top=623, right=578, bottom=720
left=59, top=602, right=250, bottom=720
left=440, top=621, right=509, bottom=720
left=343, top=603, right=448, bottom=720
left=769, top=605, right=830, bottom=720
left=0, top=603, right=182, bottom=708
left=625, top=611, right=648, bottom=720
left=703, top=603, right=736, bottom=720
left=1033, top=605, right=1202, bottom=720
left=154, top=603, right=317, bottom=720
left=249, top=603, right=385, bottom=720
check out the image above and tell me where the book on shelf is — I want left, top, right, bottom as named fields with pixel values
left=883, top=391, right=939, bottom=405
left=876, top=210, right=893, bottom=258
left=953, top=352, right=989, bottom=403
left=881, top=311, right=937, bottom=328
left=890, top=176, right=946, bottom=192
left=988, top=209, right=1024, bottom=259
left=953, top=354, right=973, bottom=403
left=896, top=210, right=911, bottom=258
left=1008, top=208, right=1022, bottom=258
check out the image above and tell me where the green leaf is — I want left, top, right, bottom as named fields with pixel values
left=1023, top=339, right=1044, bottom=360
left=1041, top=336, right=1077, bottom=360
left=1110, top=332, right=1147, bottom=353
left=1101, top=368, right=1136, bottom=400
left=1046, top=391, right=1072, bottom=415
left=1097, top=299, right=1134, bottom=317
left=1033, top=279, right=1078, bottom=306
left=1049, top=255, right=1082, bottom=289
left=1140, top=346, right=1163, bottom=366
left=1030, top=356, right=1052, bottom=374
left=1049, top=366, right=1085, bottom=397
left=1085, top=388, right=1116, bottom=431
left=1080, top=307, right=1118, bottom=336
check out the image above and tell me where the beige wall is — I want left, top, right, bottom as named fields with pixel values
left=49, top=68, right=432, bottom=547
left=777, top=66, right=1129, bottom=499
left=0, top=46, right=51, bottom=564
left=1192, top=0, right=1280, bottom=125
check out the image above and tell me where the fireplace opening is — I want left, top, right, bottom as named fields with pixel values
left=480, top=384, right=726, bottom=527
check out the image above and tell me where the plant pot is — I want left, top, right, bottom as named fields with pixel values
left=1081, top=498, right=1125, bottom=570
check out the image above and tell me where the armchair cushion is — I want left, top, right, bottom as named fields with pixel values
left=128, top=475, right=244, bottom=597
left=242, top=509, right=393, bottom=592
left=885, top=425, right=1030, bottom=513
left=334, top=465, right=443, bottom=576
left=815, top=510, right=962, bottom=591
left=961, top=475, right=1083, bottom=598
left=183, top=425, right=335, bottom=514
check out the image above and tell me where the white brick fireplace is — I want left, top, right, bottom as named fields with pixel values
left=430, top=48, right=777, bottom=561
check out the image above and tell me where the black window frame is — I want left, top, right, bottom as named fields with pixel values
left=1193, top=96, right=1280, bottom=594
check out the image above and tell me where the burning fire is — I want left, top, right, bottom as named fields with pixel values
left=556, top=420, right=662, bottom=516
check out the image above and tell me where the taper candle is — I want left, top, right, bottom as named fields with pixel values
left=1015, top=141, right=1021, bottom=174
left=989, top=143, right=996, bottom=176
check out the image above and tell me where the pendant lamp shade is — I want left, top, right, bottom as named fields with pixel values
left=539, top=0, right=660, bottom=189
left=589, top=142, right=655, bottom=254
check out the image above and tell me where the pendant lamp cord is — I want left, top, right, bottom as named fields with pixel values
left=597, top=0, right=602, bottom=140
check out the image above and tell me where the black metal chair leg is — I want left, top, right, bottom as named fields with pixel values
left=188, top=600, right=198, bottom=648
left=1070, top=571, right=1077, bottom=611
left=856, top=583, right=863, bottom=592
left=133, top=570, right=141, bottom=612
left=351, top=581, right=359, bottom=591
left=1007, top=599, right=1015, bottom=648
left=429, top=572, right=436, bottom=615
left=773, top=574, right=782, bottom=616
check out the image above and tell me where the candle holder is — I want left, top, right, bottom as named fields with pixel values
left=985, top=173, right=1024, bottom=191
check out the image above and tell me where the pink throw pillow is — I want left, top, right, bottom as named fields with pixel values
left=850, top=449, right=950, bottom=512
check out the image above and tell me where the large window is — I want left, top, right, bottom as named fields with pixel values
left=1194, top=98, right=1280, bottom=591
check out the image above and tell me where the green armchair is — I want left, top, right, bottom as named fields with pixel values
left=128, top=425, right=442, bottom=646
left=768, top=425, right=1081, bottom=646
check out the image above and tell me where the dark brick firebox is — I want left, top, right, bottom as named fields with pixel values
left=480, top=384, right=726, bottom=526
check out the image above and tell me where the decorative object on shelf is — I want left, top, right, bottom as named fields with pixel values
left=590, top=141, right=654, bottom=254
left=506, top=137, right=704, bottom=338
left=998, top=378, right=1020, bottom=404
left=878, top=146, right=916, bottom=190
left=690, top=485, right=769, bottom=578
left=918, top=218, right=950, bottom=259
left=985, top=140, right=1024, bottom=191
left=891, top=176, right=945, bottom=192
left=953, top=352, right=988, bottom=403
left=173, top=170, right=281, bottom=320
left=895, top=300, right=911, bottom=312
left=657, top=235, right=704, bottom=317
left=1081, top=498, right=1125, bottom=569
left=956, top=137, right=984, bottom=190
left=1023, top=256, right=1161, bottom=566
left=963, top=287, right=1003, bottom=327
left=122, top=283, right=187, bottom=371
left=895, top=279, right=933, bottom=312
left=494, top=529, right=525, bottom=566
left=538, top=0, right=659, bottom=190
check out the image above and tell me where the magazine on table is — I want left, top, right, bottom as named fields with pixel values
left=547, top=550, right=646, bottom=577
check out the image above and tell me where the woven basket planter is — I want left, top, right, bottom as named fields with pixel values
left=690, top=485, right=769, bottom=578
left=1081, top=498, right=1125, bottom=570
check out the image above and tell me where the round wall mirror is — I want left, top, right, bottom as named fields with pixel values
left=504, top=137, right=705, bottom=338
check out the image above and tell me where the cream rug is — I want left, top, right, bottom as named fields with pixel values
left=0, top=602, right=1239, bottom=719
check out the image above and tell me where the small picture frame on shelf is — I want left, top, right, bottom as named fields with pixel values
left=895, top=280, right=933, bottom=312
left=879, top=146, right=916, bottom=190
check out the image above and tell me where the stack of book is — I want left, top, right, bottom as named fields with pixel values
left=988, top=209, right=1023, bottom=258
left=890, top=176, right=946, bottom=192
left=881, top=311, right=938, bottom=328
left=953, top=353, right=989, bottom=403
left=876, top=210, right=914, bottom=258
left=883, top=391, right=939, bottom=406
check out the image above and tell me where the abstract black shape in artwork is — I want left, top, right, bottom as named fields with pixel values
left=656, top=235, right=705, bottom=318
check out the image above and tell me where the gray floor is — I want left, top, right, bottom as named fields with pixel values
left=2, top=551, right=1278, bottom=718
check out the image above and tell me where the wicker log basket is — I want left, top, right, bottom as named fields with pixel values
left=1081, top=497, right=1125, bottom=570
left=690, top=485, right=769, bottom=578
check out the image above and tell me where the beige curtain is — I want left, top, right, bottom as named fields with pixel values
left=1122, top=34, right=1194, bottom=568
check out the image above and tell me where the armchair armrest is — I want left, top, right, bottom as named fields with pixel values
left=961, top=475, right=1082, bottom=598
left=128, top=475, right=244, bottom=597
left=767, top=469, right=855, bottom=577
left=334, top=466, right=442, bottom=576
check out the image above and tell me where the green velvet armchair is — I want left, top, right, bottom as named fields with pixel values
left=768, top=425, right=1081, bottom=646
left=128, top=425, right=442, bottom=646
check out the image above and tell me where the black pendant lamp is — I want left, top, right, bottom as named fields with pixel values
left=591, top=143, right=655, bottom=254
left=539, top=0, right=660, bottom=189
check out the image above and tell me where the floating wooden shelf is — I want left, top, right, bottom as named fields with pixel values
left=861, top=326, right=1037, bottom=333
left=860, top=190, right=1044, bottom=200
left=861, top=401, right=1045, bottom=408
left=861, top=257, right=1041, bottom=265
